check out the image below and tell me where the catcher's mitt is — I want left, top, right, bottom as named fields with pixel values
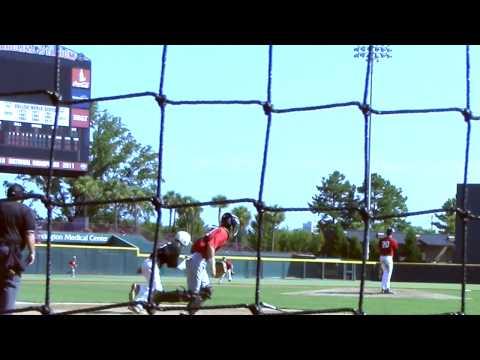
left=214, top=261, right=226, bottom=278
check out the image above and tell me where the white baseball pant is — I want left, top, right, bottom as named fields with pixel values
left=219, top=268, right=232, bottom=283
left=177, top=257, right=188, bottom=271
left=380, top=255, right=394, bottom=291
left=135, top=258, right=163, bottom=302
left=186, top=252, right=210, bottom=294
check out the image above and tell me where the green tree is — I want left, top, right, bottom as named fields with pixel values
left=175, top=196, right=205, bottom=240
left=269, top=211, right=286, bottom=252
left=321, top=223, right=348, bottom=258
left=310, top=171, right=361, bottom=231
left=163, top=191, right=182, bottom=229
left=308, top=231, right=325, bottom=256
left=369, top=239, right=380, bottom=261
left=402, top=228, right=423, bottom=262
left=249, top=207, right=285, bottom=251
left=275, top=230, right=289, bottom=252
left=432, top=198, right=456, bottom=235
left=286, top=230, right=311, bottom=252
left=86, top=110, right=157, bottom=228
left=17, top=104, right=159, bottom=230
left=231, top=206, right=252, bottom=250
left=271, top=230, right=323, bottom=254
left=357, top=173, right=409, bottom=232
left=407, top=225, right=436, bottom=235
left=171, top=192, right=183, bottom=227
left=211, top=194, right=228, bottom=224
left=345, top=236, right=363, bottom=259
left=11, top=175, right=73, bottom=221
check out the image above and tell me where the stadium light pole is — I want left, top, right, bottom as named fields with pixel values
left=354, top=45, right=392, bottom=314
left=354, top=45, right=392, bottom=226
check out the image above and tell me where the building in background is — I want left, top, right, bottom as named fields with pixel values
left=302, top=221, right=313, bottom=233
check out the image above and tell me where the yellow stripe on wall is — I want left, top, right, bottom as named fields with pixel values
left=33, top=243, right=480, bottom=267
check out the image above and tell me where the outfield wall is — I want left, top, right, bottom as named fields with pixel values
left=24, top=244, right=480, bottom=283
left=25, top=244, right=381, bottom=279
left=25, top=244, right=142, bottom=276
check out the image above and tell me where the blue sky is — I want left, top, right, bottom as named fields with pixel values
left=3, top=45, right=480, bottom=231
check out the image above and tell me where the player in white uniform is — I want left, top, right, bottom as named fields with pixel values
left=128, top=231, right=191, bottom=314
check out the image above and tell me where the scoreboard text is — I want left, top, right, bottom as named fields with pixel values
left=0, top=45, right=91, bottom=177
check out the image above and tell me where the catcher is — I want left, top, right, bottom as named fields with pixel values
left=184, top=212, right=239, bottom=315
left=138, top=214, right=239, bottom=315
left=128, top=230, right=192, bottom=314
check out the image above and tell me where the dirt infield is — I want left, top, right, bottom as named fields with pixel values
left=13, top=302, right=351, bottom=315
left=283, top=287, right=464, bottom=300
left=17, top=286, right=461, bottom=315
left=12, top=302, right=280, bottom=315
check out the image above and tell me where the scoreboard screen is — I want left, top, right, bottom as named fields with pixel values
left=0, top=45, right=91, bottom=177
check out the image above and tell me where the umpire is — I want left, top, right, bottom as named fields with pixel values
left=0, top=184, right=36, bottom=314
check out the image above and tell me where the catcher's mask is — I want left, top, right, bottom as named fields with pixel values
left=221, top=212, right=240, bottom=237
left=175, top=230, right=192, bottom=247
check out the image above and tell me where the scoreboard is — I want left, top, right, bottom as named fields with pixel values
left=0, top=45, right=91, bottom=177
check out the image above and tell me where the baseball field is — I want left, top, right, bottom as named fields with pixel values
left=14, top=274, right=480, bottom=315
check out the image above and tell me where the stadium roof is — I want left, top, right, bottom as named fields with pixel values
left=109, top=234, right=154, bottom=254
left=418, top=234, right=454, bottom=246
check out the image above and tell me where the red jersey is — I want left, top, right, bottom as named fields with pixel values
left=191, top=227, right=229, bottom=259
left=226, top=260, right=233, bottom=270
left=68, top=260, right=77, bottom=268
left=379, top=236, right=398, bottom=256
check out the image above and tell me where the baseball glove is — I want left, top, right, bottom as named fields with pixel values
left=215, top=261, right=226, bottom=278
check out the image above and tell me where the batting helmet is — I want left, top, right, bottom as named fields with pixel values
left=386, top=228, right=394, bottom=236
left=221, top=212, right=240, bottom=237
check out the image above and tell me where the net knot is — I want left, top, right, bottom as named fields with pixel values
left=262, top=102, right=273, bottom=115
left=462, top=108, right=472, bottom=122
left=155, top=94, right=167, bottom=108
left=151, top=196, right=162, bottom=211
left=46, top=90, right=62, bottom=105
left=143, top=302, right=156, bottom=315
left=359, top=104, right=371, bottom=116
left=358, top=207, right=373, bottom=223
left=40, top=305, right=52, bottom=315
left=456, top=207, right=473, bottom=222
left=254, top=200, right=265, bottom=213
left=446, top=207, right=456, bottom=215
left=40, top=195, right=54, bottom=209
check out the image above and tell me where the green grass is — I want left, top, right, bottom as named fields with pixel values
left=16, top=275, right=480, bottom=315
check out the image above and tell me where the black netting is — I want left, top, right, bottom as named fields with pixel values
left=0, top=45, right=475, bottom=315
